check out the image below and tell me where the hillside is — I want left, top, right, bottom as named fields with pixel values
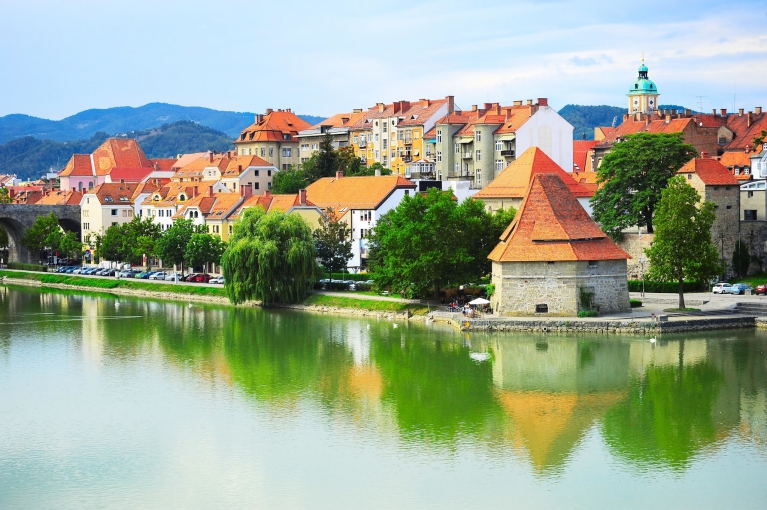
left=0, top=103, right=326, bottom=144
left=0, top=121, right=233, bottom=181
left=558, top=105, right=627, bottom=140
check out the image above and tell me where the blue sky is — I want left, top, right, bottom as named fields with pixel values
left=1, top=0, right=765, bottom=119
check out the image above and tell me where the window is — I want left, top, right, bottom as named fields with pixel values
left=268, top=170, right=272, bottom=176
left=748, top=191, right=754, bottom=198
left=383, top=139, right=387, bottom=149
left=726, top=205, right=732, bottom=209
left=241, top=148, right=246, bottom=156
left=375, top=150, right=380, bottom=159
left=261, top=147, right=266, bottom=157
left=83, top=210, right=89, bottom=217
left=249, top=148, right=252, bottom=155
left=745, top=210, right=758, bottom=221
left=375, top=134, right=379, bottom=142
left=269, top=147, right=274, bottom=157
left=687, top=174, right=692, bottom=180
left=282, top=147, right=292, bottom=157
left=111, top=209, right=117, bottom=216
left=301, top=144, right=309, bottom=151
left=495, top=160, right=504, bottom=171
left=254, top=170, right=259, bottom=176
left=437, top=129, right=442, bottom=143
left=312, top=143, right=319, bottom=150
left=476, top=169, right=482, bottom=187
left=404, top=190, right=409, bottom=196
left=476, top=150, right=481, bottom=162
left=475, top=131, right=481, bottom=142
left=588, top=260, right=598, bottom=268
left=437, top=151, right=442, bottom=162
left=112, top=222, right=118, bottom=227
left=535, top=304, right=548, bottom=313
left=383, top=123, right=387, bottom=133
left=353, top=136, right=358, bottom=143
left=455, top=161, right=459, bottom=173
left=495, top=140, right=503, bottom=151
left=455, top=143, right=459, bottom=154
left=255, top=182, right=260, bottom=190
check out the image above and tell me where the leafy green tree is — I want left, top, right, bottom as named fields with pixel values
left=272, top=164, right=309, bottom=194
left=645, top=176, right=722, bottom=309
left=124, top=216, right=162, bottom=265
left=59, top=231, right=83, bottom=261
left=99, top=223, right=127, bottom=262
left=348, top=161, right=392, bottom=177
left=753, top=129, right=767, bottom=149
left=0, top=187, right=11, bottom=204
left=368, top=188, right=494, bottom=298
left=308, top=132, right=338, bottom=182
left=221, top=208, right=319, bottom=305
left=0, top=225, right=8, bottom=248
left=186, top=233, right=226, bottom=272
left=313, top=207, right=352, bottom=288
left=156, top=219, right=206, bottom=269
left=732, top=240, right=750, bottom=278
left=20, top=212, right=60, bottom=260
left=591, top=132, right=696, bottom=238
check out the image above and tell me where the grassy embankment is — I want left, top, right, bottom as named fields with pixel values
left=303, top=294, right=429, bottom=315
left=732, top=273, right=767, bottom=287
left=0, top=270, right=228, bottom=298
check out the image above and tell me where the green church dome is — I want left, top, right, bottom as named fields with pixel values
left=628, top=60, right=657, bottom=95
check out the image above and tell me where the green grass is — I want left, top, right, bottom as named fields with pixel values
left=663, top=308, right=701, bottom=313
left=303, top=294, right=429, bottom=314
left=577, top=310, right=599, bottom=317
left=1, top=270, right=227, bottom=298
left=731, top=273, right=767, bottom=287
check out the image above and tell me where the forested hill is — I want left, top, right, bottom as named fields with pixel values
left=558, top=105, right=627, bottom=140
left=0, top=121, right=234, bottom=181
left=0, top=103, right=325, bottom=144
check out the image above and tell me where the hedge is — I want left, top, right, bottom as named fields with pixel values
left=627, top=280, right=706, bottom=293
left=6, top=263, right=47, bottom=272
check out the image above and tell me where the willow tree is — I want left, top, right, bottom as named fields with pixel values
left=221, top=207, right=319, bottom=305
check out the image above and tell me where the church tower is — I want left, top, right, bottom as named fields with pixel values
left=628, top=58, right=659, bottom=114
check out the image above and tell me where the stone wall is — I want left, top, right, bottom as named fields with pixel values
left=617, top=230, right=653, bottom=279
left=491, top=259, right=629, bottom=317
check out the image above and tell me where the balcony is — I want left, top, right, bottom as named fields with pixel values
left=501, top=149, right=515, bottom=157
left=403, top=137, right=412, bottom=145
left=402, top=155, right=412, bottom=163
left=462, top=151, right=473, bottom=159
left=358, top=140, right=366, bottom=148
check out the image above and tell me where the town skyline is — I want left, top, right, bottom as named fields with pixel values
left=1, top=0, right=764, bottom=120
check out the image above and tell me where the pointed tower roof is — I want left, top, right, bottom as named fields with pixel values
left=488, top=173, right=630, bottom=262
left=474, top=147, right=593, bottom=199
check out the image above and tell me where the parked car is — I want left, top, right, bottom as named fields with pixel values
left=148, top=272, right=167, bottom=280
left=182, top=273, right=199, bottom=282
left=755, top=284, right=767, bottom=295
left=728, top=283, right=753, bottom=295
left=190, top=273, right=212, bottom=283
left=209, top=276, right=224, bottom=284
left=101, top=269, right=116, bottom=277
left=712, top=283, right=732, bottom=294
left=165, top=272, right=183, bottom=281
left=117, top=270, right=133, bottom=278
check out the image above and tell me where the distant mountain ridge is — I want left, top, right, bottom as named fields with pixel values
left=558, top=105, right=627, bottom=140
left=0, top=103, right=326, bottom=144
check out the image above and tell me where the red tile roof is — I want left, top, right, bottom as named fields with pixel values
left=474, top=147, right=593, bottom=200
left=305, top=175, right=416, bottom=210
left=59, top=154, right=93, bottom=177
left=677, top=157, right=740, bottom=186
left=488, top=173, right=630, bottom=263
left=149, top=158, right=177, bottom=171
left=724, top=112, right=767, bottom=151
left=110, top=167, right=154, bottom=183
left=573, top=140, right=598, bottom=172
left=595, top=117, right=692, bottom=148
left=236, top=109, right=312, bottom=143
left=89, top=183, right=138, bottom=205
left=91, top=139, right=152, bottom=176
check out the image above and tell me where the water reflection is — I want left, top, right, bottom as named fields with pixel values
left=2, top=287, right=767, bottom=477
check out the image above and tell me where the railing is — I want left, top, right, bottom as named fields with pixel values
left=501, top=149, right=515, bottom=157
left=403, top=137, right=412, bottom=144
left=462, top=151, right=473, bottom=158
left=402, top=155, right=412, bottom=163
left=358, top=140, right=366, bottom=148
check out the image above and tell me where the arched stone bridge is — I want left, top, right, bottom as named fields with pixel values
left=0, top=204, right=81, bottom=264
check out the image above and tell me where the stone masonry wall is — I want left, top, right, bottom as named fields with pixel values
left=617, top=230, right=653, bottom=279
left=576, top=259, right=630, bottom=313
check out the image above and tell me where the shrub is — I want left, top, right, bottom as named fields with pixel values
left=353, top=282, right=373, bottom=292
left=630, top=299, right=643, bottom=308
left=577, top=310, right=599, bottom=317
left=7, top=263, right=47, bottom=272
left=627, top=280, right=705, bottom=293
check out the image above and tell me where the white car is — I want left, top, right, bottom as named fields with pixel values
left=165, top=272, right=182, bottom=281
left=148, top=272, right=167, bottom=280
left=712, top=282, right=732, bottom=294
left=209, top=277, right=224, bottom=284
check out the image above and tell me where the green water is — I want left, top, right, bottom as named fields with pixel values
left=1, top=286, right=766, bottom=509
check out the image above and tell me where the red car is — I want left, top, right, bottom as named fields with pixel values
left=191, top=273, right=212, bottom=283
left=756, top=284, right=767, bottom=295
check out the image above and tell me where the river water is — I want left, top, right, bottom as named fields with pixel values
left=1, top=286, right=766, bottom=509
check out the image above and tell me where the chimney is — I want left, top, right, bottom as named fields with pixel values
left=238, top=164, right=242, bottom=171
left=299, top=189, right=307, bottom=206
left=264, top=190, right=271, bottom=198
left=446, top=95, right=455, bottom=113
left=712, top=109, right=718, bottom=116
left=748, top=111, right=753, bottom=127
left=526, top=99, right=533, bottom=105
left=537, top=98, right=548, bottom=107
left=377, top=102, right=384, bottom=112
left=193, top=186, right=198, bottom=198
left=471, top=104, right=478, bottom=111
left=374, top=167, right=381, bottom=176
left=685, top=109, right=692, bottom=115
left=739, top=108, right=744, bottom=116
left=484, top=103, right=493, bottom=110
left=671, top=109, right=678, bottom=116
left=241, top=184, right=252, bottom=198
left=513, top=100, right=522, bottom=106
left=335, top=171, right=344, bottom=179
left=154, top=162, right=159, bottom=171
left=208, top=152, right=214, bottom=163
left=353, top=108, right=362, bottom=113
left=720, top=109, right=727, bottom=116
left=265, top=108, right=273, bottom=114
left=756, top=107, right=763, bottom=115
left=120, top=178, right=125, bottom=184
left=208, top=186, right=214, bottom=197
left=701, top=151, right=709, bottom=159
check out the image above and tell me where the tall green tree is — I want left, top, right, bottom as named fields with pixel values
left=732, top=240, right=750, bottom=278
left=221, top=208, right=319, bottom=305
left=645, top=176, right=722, bottom=309
left=309, top=132, right=338, bottom=182
left=0, top=187, right=11, bottom=204
left=0, top=225, right=8, bottom=248
left=99, top=223, right=127, bottom=262
left=313, top=207, right=352, bottom=288
left=20, top=212, right=60, bottom=260
left=591, top=132, right=696, bottom=238
left=272, top=164, right=309, bottom=194
left=368, top=189, right=495, bottom=298
left=186, top=233, right=226, bottom=272
left=347, top=162, right=392, bottom=177
left=59, top=231, right=83, bottom=261
left=156, top=219, right=206, bottom=269
left=124, top=216, right=162, bottom=265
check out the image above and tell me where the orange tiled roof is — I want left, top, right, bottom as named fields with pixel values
left=89, top=183, right=138, bottom=205
left=305, top=175, right=416, bottom=210
left=396, top=99, right=449, bottom=127
left=36, top=189, right=83, bottom=205
left=573, top=140, right=598, bottom=172
left=488, top=173, right=630, bottom=263
left=677, top=157, right=740, bottom=186
left=91, top=139, right=152, bottom=176
left=595, top=117, right=692, bottom=148
left=312, top=110, right=367, bottom=129
left=59, top=154, right=93, bottom=177
left=237, top=109, right=312, bottom=143
left=171, top=152, right=207, bottom=170
left=229, top=193, right=274, bottom=219
left=149, top=158, right=177, bottom=171
left=719, top=151, right=753, bottom=167
left=222, top=155, right=275, bottom=177
left=474, top=147, right=593, bottom=200
left=724, top=112, right=767, bottom=151
left=110, top=167, right=153, bottom=183
left=173, top=153, right=230, bottom=181
left=268, top=193, right=316, bottom=212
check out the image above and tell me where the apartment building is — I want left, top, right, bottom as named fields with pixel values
left=79, top=183, right=138, bottom=241
left=234, top=109, right=312, bottom=170
left=297, top=110, right=366, bottom=162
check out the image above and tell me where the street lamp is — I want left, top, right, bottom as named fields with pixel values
left=639, top=256, right=646, bottom=298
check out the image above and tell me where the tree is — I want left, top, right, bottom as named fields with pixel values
left=20, top=212, right=60, bottom=260
left=59, top=231, right=83, bottom=261
left=156, top=219, right=206, bottom=269
left=368, top=188, right=494, bottom=298
left=124, top=216, right=162, bottom=265
left=313, top=207, right=352, bottom=288
left=272, top=164, right=309, bottom=194
left=0, top=187, right=11, bottom=204
left=645, top=176, right=723, bottom=309
left=591, top=132, right=697, bottom=238
left=348, top=161, right=392, bottom=177
left=732, top=240, right=750, bottom=278
left=0, top=225, right=9, bottom=248
left=99, top=223, right=127, bottom=262
left=308, top=132, right=338, bottom=182
left=221, top=208, right=319, bottom=305
left=186, top=233, right=226, bottom=272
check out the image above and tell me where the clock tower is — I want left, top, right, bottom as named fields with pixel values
left=628, top=58, right=659, bottom=114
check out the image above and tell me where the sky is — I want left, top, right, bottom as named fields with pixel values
left=1, top=0, right=765, bottom=120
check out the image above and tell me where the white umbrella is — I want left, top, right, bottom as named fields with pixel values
left=469, top=297, right=490, bottom=305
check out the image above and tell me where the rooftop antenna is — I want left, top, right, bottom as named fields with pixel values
left=611, top=116, right=617, bottom=128
left=696, top=96, right=706, bottom=114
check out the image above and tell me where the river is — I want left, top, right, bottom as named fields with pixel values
left=1, top=286, right=766, bottom=509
